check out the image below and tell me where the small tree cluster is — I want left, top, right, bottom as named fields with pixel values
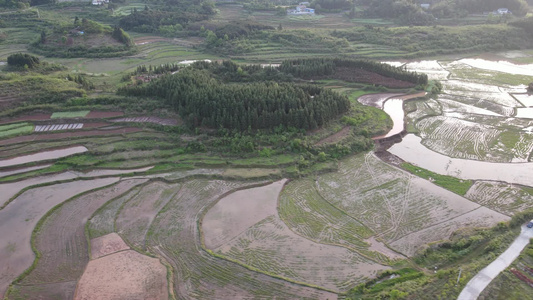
left=7, top=53, right=40, bottom=69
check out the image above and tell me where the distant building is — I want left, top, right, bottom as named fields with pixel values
left=299, top=2, right=310, bottom=5
left=92, top=0, right=109, bottom=5
left=496, top=8, right=510, bottom=14
left=287, top=5, right=315, bottom=15
left=420, top=3, right=430, bottom=10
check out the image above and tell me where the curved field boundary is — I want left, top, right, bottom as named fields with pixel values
left=146, top=179, right=337, bottom=299
left=1, top=177, right=121, bottom=299
left=0, top=146, right=87, bottom=168
left=0, top=128, right=142, bottom=146
left=15, top=179, right=147, bottom=292
left=110, top=116, right=178, bottom=126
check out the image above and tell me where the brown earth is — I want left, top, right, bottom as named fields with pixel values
left=91, top=232, right=131, bottom=260
left=358, top=93, right=403, bottom=108
left=0, top=128, right=142, bottom=146
left=85, top=111, right=124, bottom=119
left=315, top=126, right=351, bottom=146
left=0, top=113, right=51, bottom=125
left=74, top=249, right=168, bottom=300
left=134, top=36, right=170, bottom=45
left=332, top=67, right=416, bottom=88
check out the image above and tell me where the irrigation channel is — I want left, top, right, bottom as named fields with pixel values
left=366, top=57, right=533, bottom=299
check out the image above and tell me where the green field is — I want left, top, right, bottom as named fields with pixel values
left=51, top=111, right=90, bottom=119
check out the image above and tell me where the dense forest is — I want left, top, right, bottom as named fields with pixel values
left=119, top=65, right=350, bottom=131
left=280, top=58, right=428, bottom=85
left=119, top=59, right=428, bottom=131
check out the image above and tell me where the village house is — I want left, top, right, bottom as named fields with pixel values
left=287, top=3, right=315, bottom=15
left=92, top=0, right=109, bottom=6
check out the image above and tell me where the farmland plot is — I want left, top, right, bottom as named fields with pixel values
left=0, top=146, right=87, bottom=168
left=88, top=186, right=143, bottom=239
left=204, top=180, right=388, bottom=292
left=404, top=61, right=450, bottom=81
left=441, top=80, right=520, bottom=108
left=465, top=181, right=533, bottom=216
left=416, top=116, right=503, bottom=161
left=146, top=179, right=336, bottom=299
left=116, top=181, right=182, bottom=250
left=278, top=179, right=389, bottom=262
left=315, top=153, right=509, bottom=256
left=0, top=178, right=119, bottom=297
left=13, top=179, right=146, bottom=299
left=75, top=233, right=168, bottom=300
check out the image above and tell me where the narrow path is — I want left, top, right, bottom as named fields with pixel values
left=457, top=225, right=533, bottom=300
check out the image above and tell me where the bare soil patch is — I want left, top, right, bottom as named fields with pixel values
left=331, top=67, right=416, bottom=88
left=90, top=233, right=131, bottom=260
left=110, top=116, right=178, bottom=126
left=74, top=250, right=168, bottom=300
left=315, top=126, right=351, bottom=146
left=134, top=36, right=170, bottom=45
left=11, top=281, right=77, bottom=300
left=0, top=178, right=119, bottom=297
left=0, top=114, right=51, bottom=125
left=0, top=128, right=142, bottom=146
left=85, top=111, right=124, bottom=119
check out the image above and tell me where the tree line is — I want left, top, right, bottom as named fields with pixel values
left=279, top=58, right=428, bottom=85
left=118, top=67, right=350, bottom=131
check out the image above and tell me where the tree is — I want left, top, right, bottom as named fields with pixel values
left=40, top=30, right=46, bottom=44
left=277, top=23, right=283, bottom=31
left=74, top=16, right=79, bottom=25
left=529, top=82, right=533, bottom=91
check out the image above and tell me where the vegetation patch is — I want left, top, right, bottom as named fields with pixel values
left=51, top=111, right=90, bottom=119
left=401, top=162, right=472, bottom=196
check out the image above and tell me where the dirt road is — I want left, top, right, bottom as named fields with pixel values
left=457, top=225, right=533, bottom=300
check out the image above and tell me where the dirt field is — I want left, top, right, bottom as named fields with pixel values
left=91, top=233, right=131, bottom=259
left=75, top=248, right=168, bottom=300
left=0, top=178, right=119, bottom=297
left=0, top=114, right=51, bottom=125
left=315, top=126, right=352, bottom=146
left=85, top=111, right=124, bottom=118
left=331, top=67, right=416, bottom=88
left=111, top=116, right=178, bottom=126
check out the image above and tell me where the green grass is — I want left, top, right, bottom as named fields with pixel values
left=0, top=122, right=33, bottom=138
left=51, top=110, right=90, bottom=119
left=401, top=163, right=473, bottom=195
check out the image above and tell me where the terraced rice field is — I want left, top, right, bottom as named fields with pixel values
left=314, top=153, right=509, bottom=256
left=393, top=58, right=533, bottom=162
left=203, top=181, right=389, bottom=292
